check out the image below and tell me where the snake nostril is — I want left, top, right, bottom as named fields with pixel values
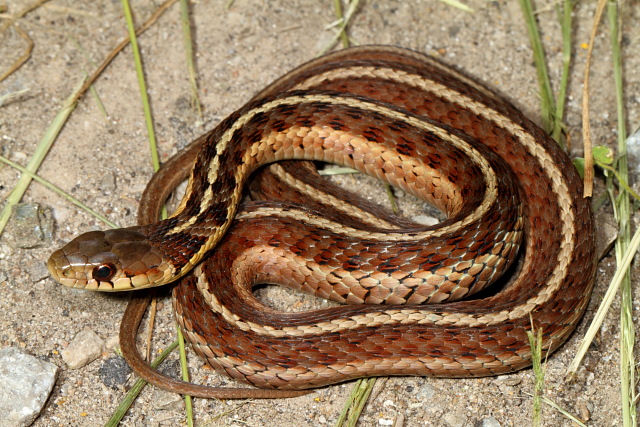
left=93, top=263, right=116, bottom=282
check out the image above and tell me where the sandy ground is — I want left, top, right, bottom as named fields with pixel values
left=1, top=0, right=639, bottom=426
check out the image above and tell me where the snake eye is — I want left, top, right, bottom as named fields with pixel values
left=93, top=263, right=116, bottom=282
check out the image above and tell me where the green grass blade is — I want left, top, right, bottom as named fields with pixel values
left=517, top=0, right=557, bottom=138
left=334, top=378, right=376, bottom=427
left=539, top=396, right=587, bottom=426
left=318, top=0, right=360, bottom=55
left=527, top=323, right=544, bottom=426
left=437, top=0, right=473, bottom=13
left=552, top=0, right=574, bottom=143
left=568, top=224, right=640, bottom=375
left=179, top=0, right=202, bottom=118
left=606, top=2, right=635, bottom=426
left=177, top=326, right=194, bottom=426
left=120, top=0, right=160, bottom=172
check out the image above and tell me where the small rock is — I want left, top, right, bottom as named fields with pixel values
left=415, top=383, right=435, bottom=400
left=99, top=172, right=117, bottom=194
left=481, top=416, right=502, bottom=427
left=103, top=335, right=120, bottom=352
left=11, top=203, right=54, bottom=248
left=595, top=212, right=617, bottom=260
left=98, top=356, right=131, bottom=389
left=412, top=215, right=439, bottom=226
left=626, top=127, right=640, bottom=177
left=443, top=412, right=468, bottom=426
left=382, top=399, right=396, bottom=408
left=157, top=358, right=181, bottom=378
left=26, top=258, right=50, bottom=282
left=61, top=328, right=104, bottom=369
left=575, top=399, right=591, bottom=422
left=494, top=375, right=521, bottom=386
left=0, top=347, right=58, bottom=426
left=152, top=388, right=184, bottom=411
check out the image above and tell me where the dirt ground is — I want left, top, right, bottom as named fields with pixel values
left=1, top=0, right=639, bottom=426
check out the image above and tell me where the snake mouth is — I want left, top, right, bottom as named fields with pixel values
left=47, top=249, right=91, bottom=289
left=47, top=249, right=74, bottom=286
left=46, top=253, right=61, bottom=282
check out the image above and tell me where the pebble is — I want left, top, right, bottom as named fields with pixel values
left=494, top=375, right=522, bottom=386
left=99, top=172, right=117, bottom=194
left=415, top=383, right=435, bottom=400
left=626, top=127, right=640, bottom=177
left=595, top=212, right=618, bottom=260
left=152, top=388, right=184, bottom=411
left=25, top=257, right=50, bottom=282
left=412, top=214, right=439, bottom=226
left=481, top=416, right=502, bottom=427
left=575, top=399, right=591, bottom=422
left=103, top=334, right=120, bottom=352
left=0, top=347, right=58, bottom=426
left=61, top=328, right=104, bottom=369
left=443, top=412, right=468, bottom=426
left=11, top=203, right=54, bottom=249
left=98, top=356, right=131, bottom=389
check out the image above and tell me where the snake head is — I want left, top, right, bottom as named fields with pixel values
left=47, top=227, right=172, bottom=291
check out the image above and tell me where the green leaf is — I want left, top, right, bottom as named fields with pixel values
left=592, top=145, right=614, bottom=164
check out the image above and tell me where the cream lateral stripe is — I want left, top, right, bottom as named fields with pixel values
left=269, top=164, right=401, bottom=230
left=236, top=204, right=485, bottom=242
left=194, top=259, right=460, bottom=338
left=174, top=94, right=499, bottom=258
left=297, top=66, right=575, bottom=320
left=377, top=46, right=502, bottom=101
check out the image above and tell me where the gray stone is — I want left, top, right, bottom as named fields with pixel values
left=98, top=356, right=131, bottom=389
left=61, top=328, right=104, bottom=369
left=443, top=412, right=468, bottom=427
left=11, top=203, right=54, bottom=249
left=481, top=416, right=502, bottom=427
left=411, top=214, right=439, bottom=226
left=626, top=127, right=640, bottom=177
left=595, top=212, right=618, bottom=260
left=0, top=347, right=58, bottom=427
left=152, top=388, right=184, bottom=411
left=99, top=172, right=117, bottom=194
left=415, top=383, right=435, bottom=400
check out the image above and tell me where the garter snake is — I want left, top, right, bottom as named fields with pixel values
left=48, top=46, right=596, bottom=397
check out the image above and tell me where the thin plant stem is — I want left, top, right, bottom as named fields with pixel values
left=120, top=0, right=160, bottom=172
left=606, top=2, right=634, bottom=426
left=518, top=0, right=556, bottom=137
left=179, top=0, right=202, bottom=118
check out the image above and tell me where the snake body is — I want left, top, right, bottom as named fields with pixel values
left=48, top=46, right=596, bottom=395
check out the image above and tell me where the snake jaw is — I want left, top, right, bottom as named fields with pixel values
left=47, top=226, right=171, bottom=291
